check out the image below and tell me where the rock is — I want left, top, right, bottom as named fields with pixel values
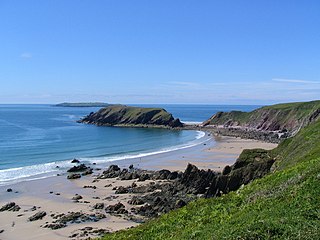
left=128, top=196, right=145, bottom=205
left=153, top=169, right=171, bottom=180
left=43, top=212, right=106, bottom=229
left=105, top=202, right=128, bottom=214
left=72, top=194, right=83, bottom=201
left=82, top=168, right=93, bottom=175
left=71, top=159, right=80, bottom=163
left=180, top=164, right=216, bottom=194
left=67, top=164, right=88, bottom=172
left=175, top=199, right=186, bottom=209
left=28, top=211, right=46, bottom=221
left=6, top=188, right=13, bottom=192
left=115, top=186, right=129, bottom=194
left=43, top=222, right=66, bottom=229
left=222, top=165, right=231, bottom=175
left=98, top=165, right=121, bottom=179
left=138, top=173, right=150, bottom=181
left=0, top=229, right=4, bottom=234
left=129, top=164, right=134, bottom=170
left=168, top=171, right=180, bottom=180
left=93, top=203, right=104, bottom=209
left=0, top=202, right=20, bottom=212
left=67, top=173, right=81, bottom=179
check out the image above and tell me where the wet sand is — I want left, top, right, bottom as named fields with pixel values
left=0, top=135, right=277, bottom=240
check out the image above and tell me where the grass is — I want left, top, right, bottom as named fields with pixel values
left=208, top=100, right=320, bottom=129
left=100, top=118, right=320, bottom=240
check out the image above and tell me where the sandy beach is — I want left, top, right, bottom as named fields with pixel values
left=0, top=135, right=277, bottom=240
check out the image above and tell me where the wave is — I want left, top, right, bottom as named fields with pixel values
left=0, top=130, right=208, bottom=186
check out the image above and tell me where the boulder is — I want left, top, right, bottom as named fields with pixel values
left=28, top=211, right=46, bottom=221
left=67, top=164, right=88, bottom=172
left=0, top=202, right=20, bottom=212
left=67, top=173, right=81, bottom=179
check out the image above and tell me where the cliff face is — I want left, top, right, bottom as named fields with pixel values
left=203, top=100, right=320, bottom=136
left=79, top=105, right=183, bottom=128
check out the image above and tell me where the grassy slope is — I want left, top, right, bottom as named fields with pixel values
left=97, top=105, right=174, bottom=123
left=207, top=100, right=320, bottom=128
left=101, top=119, right=320, bottom=240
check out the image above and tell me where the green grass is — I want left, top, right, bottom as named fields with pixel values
left=208, top=100, right=320, bottom=130
left=101, top=119, right=320, bottom=240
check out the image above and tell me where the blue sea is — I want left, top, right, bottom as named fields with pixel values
left=0, top=104, right=260, bottom=185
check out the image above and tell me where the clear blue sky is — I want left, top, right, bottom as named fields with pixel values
left=1, top=1, right=319, bottom=104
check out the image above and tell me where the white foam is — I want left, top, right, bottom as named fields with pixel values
left=0, top=130, right=208, bottom=186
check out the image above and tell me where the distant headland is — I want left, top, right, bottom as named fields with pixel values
left=54, top=102, right=110, bottom=107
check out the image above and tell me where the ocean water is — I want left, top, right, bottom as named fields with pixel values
left=0, top=104, right=260, bottom=185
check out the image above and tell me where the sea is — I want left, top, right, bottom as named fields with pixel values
left=0, top=104, right=260, bottom=186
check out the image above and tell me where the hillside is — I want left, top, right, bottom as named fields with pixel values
left=101, top=118, right=320, bottom=239
left=203, top=100, right=320, bottom=137
left=79, top=105, right=183, bottom=128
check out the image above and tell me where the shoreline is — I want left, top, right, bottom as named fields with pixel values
left=0, top=136, right=277, bottom=240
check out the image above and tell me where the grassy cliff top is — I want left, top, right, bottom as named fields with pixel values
left=205, top=100, right=320, bottom=133
left=80, top=105, right=183, bottom=127
left=101, top=118, right=320, bottom=239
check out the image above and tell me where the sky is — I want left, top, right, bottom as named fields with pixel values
left=0, top=1, right=319, bottom=105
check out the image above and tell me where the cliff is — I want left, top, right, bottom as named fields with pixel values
left=79, top=105, right=183, bottom=128
left=102, top=113, right=320, bottom=240
left=203, top=100, right=320, bottom=136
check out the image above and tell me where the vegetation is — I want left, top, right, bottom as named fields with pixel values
left=205, top=100, right=320, bottom=134
left=80, top=105, right=183, bottom=127
left=101, top=118, right=320, bottom=240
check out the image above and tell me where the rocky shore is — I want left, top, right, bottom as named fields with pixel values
left=0, top=139, right=276, bottom=240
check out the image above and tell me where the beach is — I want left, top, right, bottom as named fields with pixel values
left=0, top=135, right=277, bottom=240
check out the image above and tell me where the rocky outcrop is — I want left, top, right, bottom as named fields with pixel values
left=0, top=202, right=20, bottom=212
left=203, top=100, right=320, bottom=139
left=78, top=105, right=183, bottom=128
left=28, top=211, right=47, bottom=221
left=42, top=212, right=106, bottom=229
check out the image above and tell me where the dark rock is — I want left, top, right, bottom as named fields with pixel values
left=168, top=171, right=180, bottom=180
left=175, top=199, right=186, bottom=209
left=0, top=202, right=20, bottom=212
left=43, top=212, right=106, bottom=229
left=44, top=222, right=66, bottom=230
left=138, top=173, right=150, bottom=181
left=128, top=196, right=145, bottom=205
left=72, top=194, right=83, bottom=201
left=28, top=211, right=46, bottom=221
left=98, top=165, right=121, bottom=179
left=82, top=168, right=93, bottom=175
left=6, top=188, right=12, bottom=192
left=115, top=186, right=129, bottom=194
left=222, top=165, right=231, bottom=175
left=180, top=164, right=216, bottom=194
left=0, top=229, right=4, bottom=234
left=129, top=164, right=134, bottom=170
left=105, top=202, right=128, bottom=214
left=71, top=159, right=80, bottom=163
left=153, top=169, right=171, bottom=180
left=67, top=164, right=88, bottom=172
left=93, top=203, right=104, bottom=209
left=67, top=173, right=81, bottom=179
